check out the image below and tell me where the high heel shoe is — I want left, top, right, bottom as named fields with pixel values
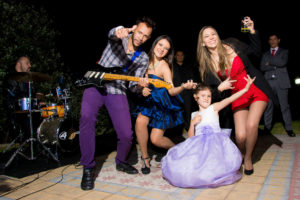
left=141, top=156, right=151, bottom=175
left=244, top=168, right=254, bottom=175
left=243, top=159, right=254, bottom=175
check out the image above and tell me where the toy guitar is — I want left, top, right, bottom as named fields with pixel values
left=75, top=71, right=173, bottom=90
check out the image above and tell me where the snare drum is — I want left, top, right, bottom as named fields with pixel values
left=41, top=103, right=65, bottom=118
left=18, top=98, right=38, bottom=110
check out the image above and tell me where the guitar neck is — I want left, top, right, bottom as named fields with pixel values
left=104, top=74, right=171, bottom=89
left=104, top=74, right=141, bottom=82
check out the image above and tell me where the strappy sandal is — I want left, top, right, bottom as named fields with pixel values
left=141, top=156, right=151, bottom=175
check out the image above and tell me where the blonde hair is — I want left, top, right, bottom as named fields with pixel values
left=196, top=26, right=230, bottom=81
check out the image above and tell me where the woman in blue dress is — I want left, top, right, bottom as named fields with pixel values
left=135, top=35, right=196, bottom=174
left=161, top=75, right=255, bottom=188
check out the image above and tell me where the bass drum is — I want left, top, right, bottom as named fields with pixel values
left=37, top=117, right=79, bottom=153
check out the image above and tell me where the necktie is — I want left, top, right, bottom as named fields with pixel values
left=272, top=49, right=275, bottom=56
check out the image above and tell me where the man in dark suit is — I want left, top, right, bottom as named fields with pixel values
left=260, top=34, right=295, bottom=137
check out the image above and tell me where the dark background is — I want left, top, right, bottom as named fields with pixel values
left=23, top=2, right=298, bottom=74
left=21, top=1, right=300, bottom=119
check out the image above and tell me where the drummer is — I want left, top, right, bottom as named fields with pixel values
left=7, top=56, right=33, bottom=99
left=4, top=56, right=46, bottom=106
left=3, top=56, right=44, bottom=141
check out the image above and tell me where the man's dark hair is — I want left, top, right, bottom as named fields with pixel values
left=269, top=33, right=281, bottom=39
left=136, top=16, right=156, bottom=30
left=175, top=50, right=185, bottom=54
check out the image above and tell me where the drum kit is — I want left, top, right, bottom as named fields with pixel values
left=2, top=72, right=79, bottom=169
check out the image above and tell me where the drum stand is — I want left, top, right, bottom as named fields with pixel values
left=2, top=122, right=24, bottom=154
left=3, top=81, right=60, bottom=169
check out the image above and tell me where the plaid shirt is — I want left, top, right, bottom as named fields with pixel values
left=97, top=26, right=149, bottom=95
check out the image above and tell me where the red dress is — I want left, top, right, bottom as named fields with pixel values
left=218, top=56, right=269, bottom=111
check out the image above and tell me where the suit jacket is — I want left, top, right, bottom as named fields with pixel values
left=260, top=47, right=291, bottom=89
left=173, top=62, right=195, bottom=87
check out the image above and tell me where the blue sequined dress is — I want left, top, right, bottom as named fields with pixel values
left=136, top=74, right=184, bottom=129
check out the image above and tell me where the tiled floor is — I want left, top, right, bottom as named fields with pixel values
left=1, top=133, right=299, bottom=200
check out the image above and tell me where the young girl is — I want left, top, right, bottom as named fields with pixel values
left=135, top=35, right=195, bottom=175
left=161, top=75, right=255, bottom=188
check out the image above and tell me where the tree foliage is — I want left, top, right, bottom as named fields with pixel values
left=0, top=0, right=114, bottom=143
left=0, top=0, right=63, bottom=140
left=0, top=0, right=62, bottom=74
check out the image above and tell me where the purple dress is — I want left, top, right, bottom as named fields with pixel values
left=161, top=105, right=242, bottom=188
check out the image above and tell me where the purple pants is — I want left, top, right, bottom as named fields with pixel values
left=79, top=87, right=133, bottom=168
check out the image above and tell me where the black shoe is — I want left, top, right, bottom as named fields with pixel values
left=287, top=130, right=296, bottom=137
left=141, top=156, right=151, bottom=175
left=81, top=168, right=94, bottom=190
left=244, top=168, right=254, bottom=175
left=116, top=162, right=138, bottom=174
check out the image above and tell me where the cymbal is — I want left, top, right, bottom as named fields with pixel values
left=8, top=72, right=51, bottom=83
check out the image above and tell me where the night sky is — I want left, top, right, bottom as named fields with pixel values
left=24, top=1, right=299, bottom=79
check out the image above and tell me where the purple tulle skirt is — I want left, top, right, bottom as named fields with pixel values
left=161, top=125, right=242, bottom=188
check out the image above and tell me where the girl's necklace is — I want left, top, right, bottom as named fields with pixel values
left=148, top=61, right=160, bottom=70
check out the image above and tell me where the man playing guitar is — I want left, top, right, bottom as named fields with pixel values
left=79, top=17, right=156, bottom=190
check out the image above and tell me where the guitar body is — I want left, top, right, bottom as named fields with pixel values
left=75, top=71, right=107, bottom=89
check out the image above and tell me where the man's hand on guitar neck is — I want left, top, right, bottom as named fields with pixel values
left=138, top=77, right=149, bottom=88
left=137, top=77, right=149, bottom=92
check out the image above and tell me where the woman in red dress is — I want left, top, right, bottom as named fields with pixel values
left=196, top=17, right=274, bottom=175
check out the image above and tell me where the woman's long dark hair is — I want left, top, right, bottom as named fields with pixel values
left=148, top=35, right=174, bottom=72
